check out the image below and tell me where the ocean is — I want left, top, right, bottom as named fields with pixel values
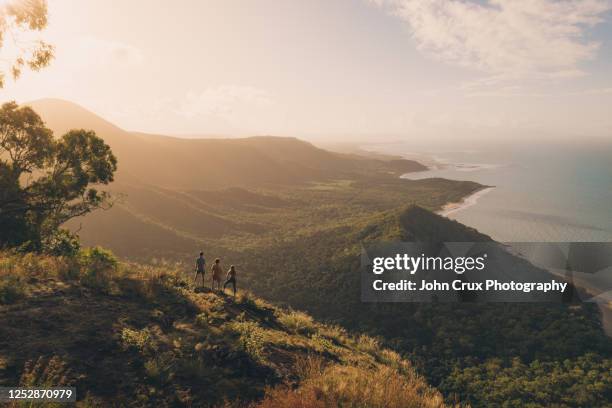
left=365, top=139, right=612, bottom=242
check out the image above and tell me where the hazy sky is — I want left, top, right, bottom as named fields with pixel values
left=2, top=0, right=612, bottom=141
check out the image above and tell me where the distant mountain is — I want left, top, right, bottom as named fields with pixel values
left=26, top=99, right=426, bottom=189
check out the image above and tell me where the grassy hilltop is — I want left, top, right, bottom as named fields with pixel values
left=0, top=250, right=446, bottom=407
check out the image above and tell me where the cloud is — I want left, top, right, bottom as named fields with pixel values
left=176, top=85, right=274, bottom=119
left=371, top=0, right=611, bottom=82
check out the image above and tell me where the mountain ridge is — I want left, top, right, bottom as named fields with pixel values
left=25, top=98, right=427, bottom=190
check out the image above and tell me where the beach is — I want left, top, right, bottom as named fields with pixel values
left=395, top=156, right=496, bottom=218
left=437, top=186, right=495, bottom=217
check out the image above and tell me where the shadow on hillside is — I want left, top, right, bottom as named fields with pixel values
left=0, top=277, right=277, bottom=405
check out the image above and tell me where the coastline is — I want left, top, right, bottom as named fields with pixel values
left=437, top=186, right=495, bottom=217
left=389, top=150, right=495, bottom=218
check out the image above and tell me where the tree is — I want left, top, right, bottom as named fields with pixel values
left=0, top=0, right=53, bottom=87
left=0, top=101, right=117, bottom=251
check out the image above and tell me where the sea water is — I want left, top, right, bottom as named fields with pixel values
left=366, top=139, right=612, bottom=242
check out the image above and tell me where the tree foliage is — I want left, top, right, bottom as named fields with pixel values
left=0, top=0, right=53, bottom=87
left=0, top=101, right=117, bottom=250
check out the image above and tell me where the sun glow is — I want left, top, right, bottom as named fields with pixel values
left=0, top=0, right=18, bottom=11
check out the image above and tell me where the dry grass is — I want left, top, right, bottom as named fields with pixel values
left=354, top=334, right=381, bottom=355
left=256, top=358, right=447, bottom=408
left=277, top=310, right=316, bottom=335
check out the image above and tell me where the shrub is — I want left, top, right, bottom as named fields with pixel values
left=355, top=334, right=381, bottom=355
left=293, top=355, right=326, bottom=380
left=310, top=333, right=335, bottom=355
left=278, top=310, right=316, bottom=336
left=57, top=257, right=81, bottom=281
left=79, top=247, right=118, bottom=290
left=120, top=327, right=156, bottom=354
left=0, top=275, right=26, bottom=304
left=317, top=324, right=349, bottom=345
left=42, top=229, right=81, bottom=257
left=79, top=247, right=118, bottom=273
left=230, top=320, right=265, bottom=362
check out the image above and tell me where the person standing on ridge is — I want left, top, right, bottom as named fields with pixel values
left=223, top=265, right=237, bottom=297
left=194, top=251, right=206, bottom=288
left=211, top=258, right=223, bottom=291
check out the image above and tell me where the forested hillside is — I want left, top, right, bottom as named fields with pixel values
left=238, top=205, right=611, bottom=407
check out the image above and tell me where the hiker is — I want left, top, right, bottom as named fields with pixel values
left=223, top=265, right=237, bottom=297
left=194, top=251, right=206, bottom=288
left=211, top=258, right=223, bottom=290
